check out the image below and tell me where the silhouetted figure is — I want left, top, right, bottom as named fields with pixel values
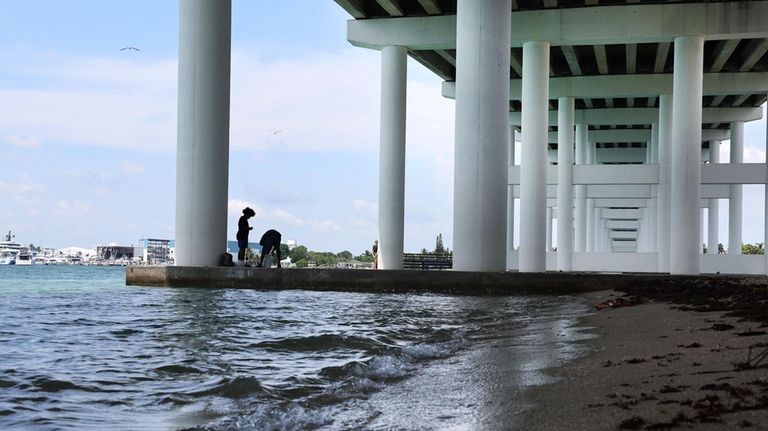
left=372, top=240, right=378, bottom=269
left=259, top=229, right=282, bottom=268
left=237, top=207, right=256, bottom=262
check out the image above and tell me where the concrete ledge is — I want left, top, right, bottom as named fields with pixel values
left=126, top=266, right=768, bottom=295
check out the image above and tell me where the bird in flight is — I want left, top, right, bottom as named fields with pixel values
left=120, top=47, right=141, bottom=51
left=272, top=130, right=283, bottom=135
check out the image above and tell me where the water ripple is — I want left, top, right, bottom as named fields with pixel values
left=0, top=266, right=593, bottom=430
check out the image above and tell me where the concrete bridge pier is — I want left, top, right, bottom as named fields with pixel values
left=453, top=0, right=511, bottom=272
left=175, top=0, right=231, bottom=267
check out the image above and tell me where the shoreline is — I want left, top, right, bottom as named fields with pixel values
left=522, top=290, right=768, bottom=430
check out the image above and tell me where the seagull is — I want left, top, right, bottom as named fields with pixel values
left=120, top=47, right=141, bottom=51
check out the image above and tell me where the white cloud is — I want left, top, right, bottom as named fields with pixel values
left=352, top=198, right=377, bottom=212
left=229, top=48, right=381, bottom=153
left=4, top=135, right=41, bottom=148
left=119, top=160, right=146, bottom=174
left=744, top=146, right=765, bottom=164
left=308, top=219, right=342, bottom=231
left=54, top=200, right=91, bottom=217
left=228, top=199, right=266, bottom=218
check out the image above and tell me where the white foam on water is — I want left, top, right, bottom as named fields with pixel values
left=354, top=355, right=413, bottom=381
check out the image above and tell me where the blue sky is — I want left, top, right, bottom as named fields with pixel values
left=0, top=1, right=766, bottom=254
left=0, top=0, right=455, bottom=254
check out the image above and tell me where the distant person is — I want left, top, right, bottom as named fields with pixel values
left=237, top=207, right=256, bottom=262
left=372, top=240, right=378, bottom=269
left=259, top=229, right=282, bottom=268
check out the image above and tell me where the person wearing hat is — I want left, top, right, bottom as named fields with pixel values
left=237, top=207, right=256, bottom=263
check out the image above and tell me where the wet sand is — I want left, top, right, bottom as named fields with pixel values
left=523, top=289, right=768, bottom=430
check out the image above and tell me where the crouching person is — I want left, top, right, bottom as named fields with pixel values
left=259, top=229, right=282, bottom=268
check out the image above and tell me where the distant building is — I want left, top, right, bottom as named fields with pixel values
left=138, top=239, right=175, bottom=265
left=96, top=244, right=135, bottom=260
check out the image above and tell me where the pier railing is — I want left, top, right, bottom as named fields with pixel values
left=403, top=253, right=453, bottom=270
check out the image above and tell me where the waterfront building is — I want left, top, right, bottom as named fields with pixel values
left=138, top=239, right=175, bottom=265
left=96, top=245, right=136, bottom=261
left=173, top=0, right=768, bottom=275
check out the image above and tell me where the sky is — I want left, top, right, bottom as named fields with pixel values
left=0, top=1, right=765, bottom=255
left=0, top=0, right=455, bottom=255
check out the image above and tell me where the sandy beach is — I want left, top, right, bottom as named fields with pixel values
left=523, top=289, right=768, bottom=430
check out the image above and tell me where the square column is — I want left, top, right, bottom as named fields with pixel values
left=545, top=207, right=553, bottom=252
left=708, top=140, right=720, bottom=254
left=175, top=0, right=232, bottom=266
left=729, top=121, right=744, bottom=255
left=574, top=124, right=588, bottom=253
left=670, top=35, right=704, bottom=274
left=657, top=95, right=673, bottom=272
left=585, top=140, right=596, bottom=252
left=648, top=123, right=659, bottom=253
left=507, top=126, right=517, bottom=257
left=453, top=0, right=511, bottom=271
left=557, top=97, right=575, bottom=270
left=378, top=45, right=408, bottom=269
left=519, top=40, right=550, bottom=272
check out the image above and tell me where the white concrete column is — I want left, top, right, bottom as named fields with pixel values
left=708, top=141, right=720, bottom=254
left=546, top=207, right=553, bottom=252
left=507, top=127, right=517, bottom=256
left=575, top=124, right=588, bottom=253
left=378, top=45, right=408, bottom=269
left=648, top=123, right=659, bottom=253
left=700, top=208, right=706, bottom=254
left=670, top=35, right=704, bottom=274
left=453, top=0, right=511, bottom=272
left=729, top=121, right=744, bottom=255
left=557, top=97, right=575, bottom=270
left=648, top=190, right=657, bottom=253
left=519, top=40, right=550, bottom=272
left=650, top=123, right=659, bottom=165
left=764, top=104, right=768, bottom=272
left=657, top=94, right=673, bottom=272
left=585, top=136, right=594, bottom=252
left=175, top=0, right=232, bottom=267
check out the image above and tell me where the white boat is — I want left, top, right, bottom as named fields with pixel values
left=0, top=231, right=22, bottom=265
left=16, top=249, right=33, bottom=265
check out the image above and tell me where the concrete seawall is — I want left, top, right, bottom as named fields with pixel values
left=126, top=266, right=768, bottom=295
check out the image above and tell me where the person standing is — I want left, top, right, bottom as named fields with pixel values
left=372, top=240, right=378, bottom=269
left=237, top=207, right=255, bottom=262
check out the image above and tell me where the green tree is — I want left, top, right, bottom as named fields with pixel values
left=337, top=250, right=353, bottom=260
left=435, top=233, right=445, bottom=253
left=280, top=244, right=290, bottom=260
left=290, top=245, right=308, bottom=263
left=742, top=243, right=765, bottom=255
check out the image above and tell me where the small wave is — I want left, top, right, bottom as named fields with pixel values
left=354, top=356, right=413, bottom=381
left=109, top=328, right=143, bottom=337
left=251, top=334, right=381, bottom=353
left=155, top=364, right=204, bottom=374
left=403, top=343, right=452, bottom=360
left=30, top=377, right=94, bottom=393
left=213, top=403, right=333, bottom=431
left=190, top=376, right=276, bottom=400
left=0, top=379, right=16, bottom=389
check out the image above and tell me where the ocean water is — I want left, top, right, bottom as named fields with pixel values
left=0, top=266, right=595, bottom=430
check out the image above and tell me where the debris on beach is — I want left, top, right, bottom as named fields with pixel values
left=594, top=296, right=642, bottom=310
